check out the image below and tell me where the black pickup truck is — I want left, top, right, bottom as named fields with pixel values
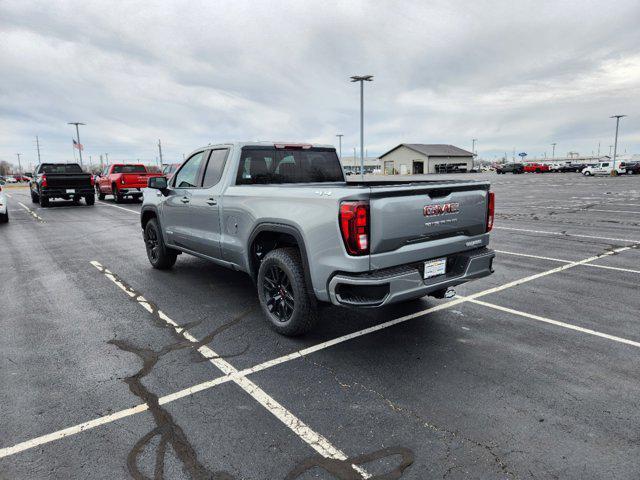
left=30, top=163, right=95, bottom=207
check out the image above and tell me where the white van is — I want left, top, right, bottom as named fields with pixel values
left=582, top=162, right=626, bottom=176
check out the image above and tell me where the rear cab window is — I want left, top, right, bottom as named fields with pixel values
left=236, top=146, right=344, bottom=184
left=39, top=164, right=83, bottom=174
left=112, top=165, right=147, bottom=173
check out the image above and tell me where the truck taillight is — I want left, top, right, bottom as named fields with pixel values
left=487, top=191, right=495, bottom=232
left=121, top=178, right=125, bottom=184
left=339, top=201, right=369, bottom=255
left=41, top=175, right=47, bottom=188
left=90, top=175, right=95, bottom=186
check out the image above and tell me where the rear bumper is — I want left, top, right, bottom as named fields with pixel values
left=117, top=187, right=144, bottom=195
left=328, top=247, right=495, bottom=307
left=41, top=187, right=94, bottom=198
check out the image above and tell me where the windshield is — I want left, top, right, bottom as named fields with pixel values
left=112, top=165, right=147, bottom=173
left=236, top=147, right=344, bottom=184
left=40, top=164, right=83, bottom=174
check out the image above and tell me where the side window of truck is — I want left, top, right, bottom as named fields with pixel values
left=202, top=149, right=229, bottom=188
left=173, top=152, right=205, bottom=188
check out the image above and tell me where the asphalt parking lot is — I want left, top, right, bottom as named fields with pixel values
left=1, top=172, right=639, bottom=479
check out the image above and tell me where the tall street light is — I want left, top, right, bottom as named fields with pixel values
left=68, top=122, right=86, bottom=167
left=610, top=115, right=626, bottom=171
left=336, top=134, right=344, bottom=161
left=350, top=75, right=373, bottom=178
left=551, top=143, right=556, bottom=159
left=471, top=139, right=477, bottom=170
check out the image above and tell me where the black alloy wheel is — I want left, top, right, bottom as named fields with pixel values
left=263, top=265, right=295, bottom=322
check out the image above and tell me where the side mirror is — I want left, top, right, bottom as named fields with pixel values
left=148, top=176, right=168, bottom=194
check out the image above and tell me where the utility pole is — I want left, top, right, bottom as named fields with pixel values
left=158, top=139, right=164, bottom=167
left=68, top=122, right=86, bottom=167
left=100, top=154, right=104, bottom=170
left=610, top=115, right=626, bottom=172
left=105, top=153, right=109, bottom=165
left=472, top=138, right=477, bottom=170
left=336, top=134, right=343, bottom=160
left=15, top=153, right=22, bottom=174
left=353, top=147, right=357, bottom=172
left=89, top=155, right=93, bottom=169
left=597, top=141, right=601, bottom=158
left=551, top=143, right=556, bottom=159
left=350, top=75, right=373, bottom=179
left=35, top=136, right=42, bottom=164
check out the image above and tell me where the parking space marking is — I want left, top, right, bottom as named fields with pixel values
left=494, top=226, right=640, bottom=244
left=5, top=192, right=12, bottom=198
left=462, top=297, right=640, bottom=349
left=495, top=250, right=640, bottom=275
left=97, top=200, right=140, bottom=214
left=88, top=261, right=371, bottom=478
left=2, top=245, right=636, bottom=461
left=17, top=202, right=44, bottom=222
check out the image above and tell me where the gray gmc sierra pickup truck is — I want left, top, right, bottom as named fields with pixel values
left=141, top=142, right=495, bottom=335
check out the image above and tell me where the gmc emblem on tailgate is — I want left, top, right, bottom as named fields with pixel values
left=423, top=203, right=460, bottom=216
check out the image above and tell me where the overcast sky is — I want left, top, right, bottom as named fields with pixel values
left=1, top=0, right=639, bottom=169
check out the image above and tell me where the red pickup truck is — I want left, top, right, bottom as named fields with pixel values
left=523, top=162, right=551, bottom=173
left=96, top=164, right=162, bottom=203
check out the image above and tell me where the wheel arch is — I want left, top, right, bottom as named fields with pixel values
left=247, top=223, right=313, bottom=289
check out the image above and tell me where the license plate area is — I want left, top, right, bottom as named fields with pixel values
left=423, top=257, right=447, bottom=279
left=66, top=189, right=75, bottom=194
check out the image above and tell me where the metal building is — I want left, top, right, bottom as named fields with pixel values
left=378, top=144, right=474, bottom=174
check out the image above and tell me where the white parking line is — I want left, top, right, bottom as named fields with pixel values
left=88, top=261, right=370, bottom=478
left=495, top=250, right=640, bottom=275
left=2, top=244, right=636, bottom=460
left=463, top=297, right=640, bottom=349
left=494, top=226, right=640, bottom=244
left=18, top=202, right=44, bottom=222
left=97, top=200, right=140, bottom=214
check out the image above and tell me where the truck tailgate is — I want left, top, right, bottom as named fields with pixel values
left=368, top=183, right=489, bottom=254
left=122, top=173, right=155, bottom=186
left=45, top=174, right=92, bottom=189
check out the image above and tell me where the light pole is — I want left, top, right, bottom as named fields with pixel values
left=610, top=115, right=626, bottom=171
left=16, top=153, right=22, bottom=174
left=472, top=138, right=477, bottom=170
left=551, top=143, right=556, bottom=159
left=350, top=75, right=373, bottom=179
left=68, top=122, right=85, bottom=166
left=336, top=134, right=343, bottom=161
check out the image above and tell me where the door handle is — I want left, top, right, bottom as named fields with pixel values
left=180, top=196, right=190, bottom=204
left=206, top=197, right=217, bottom=206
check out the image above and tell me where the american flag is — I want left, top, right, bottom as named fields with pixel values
left=73, top=139, right=83, bottom=151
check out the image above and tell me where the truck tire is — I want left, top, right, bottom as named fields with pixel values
left=39, top=195, right=49, bottom=207
left=144, top=218, right=177, bottom=270
left=257, top=247, right=317, bottom=336
left=113, top=184, right=122, bottom=203
left=31, top=190, right=39, bottom=203
left=0, top=211, right=8, bottom=223
left=85, top=194, right=95, bottom=206
left=96, top=186, right=105, bottom=200
left=73, top=195, right=81, bottom=205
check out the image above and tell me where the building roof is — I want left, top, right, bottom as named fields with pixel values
left=380, top=144, right=474, bottom=158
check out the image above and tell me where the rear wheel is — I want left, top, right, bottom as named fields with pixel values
left=31, top=190, right=39, bottom=203
left=112, top=184, right=122, bottom=203
left=257, top=247, right=317, bottom=336
left=144, top=218, right=177, bottom=269
left=85, top=194, right=95, bottom=206
left=72, top=195, right=81, bottom=205
left=583, top=171, right=591, bottom=176
left=0, top=211, right=8, bottom=223
left=39, top=194, right=49, bottom=207
left=96, top=185, right=105, bottom=200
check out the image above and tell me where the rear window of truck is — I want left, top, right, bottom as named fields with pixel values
left=236, top=147, right=344, bottom=184
left=39, top=164, right=83, bottom=174
left=112, top=165, right=147, bottom=173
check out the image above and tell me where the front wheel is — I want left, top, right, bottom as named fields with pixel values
left=96, top=185, right=105, bottom=200
left=144, top=218, right=177, bottom=270
left=39, top=195, right=49, bottom=207
left=583, top=171, right=591, bottom=176
left=257, top=247, right=317, bottom=336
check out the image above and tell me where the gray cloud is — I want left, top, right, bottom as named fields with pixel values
left=1, top=0, right=638, bottom=169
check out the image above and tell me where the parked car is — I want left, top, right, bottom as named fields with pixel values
left=30, top=163, right=95, bottom=207
left=582, top=162, right=626, bottom=176
left=96, top=164, right=163, bottom=203
left=559, top=163, right=584, bottom=173
left=495, top=163, right=524, bottom=174
left=4, top=176, right=18, bottom=183
left=625, top=162, right=640, bottom=175
left=161, top=163, right=182, bottom=180
left=0, top=180, right=8, bottom=223
left=524, top=163, right=551, bottom=173
left=140, top=142, right=496, bottom=336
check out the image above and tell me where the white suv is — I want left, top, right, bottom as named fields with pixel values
left=582, top=162, right=626, bottom=176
